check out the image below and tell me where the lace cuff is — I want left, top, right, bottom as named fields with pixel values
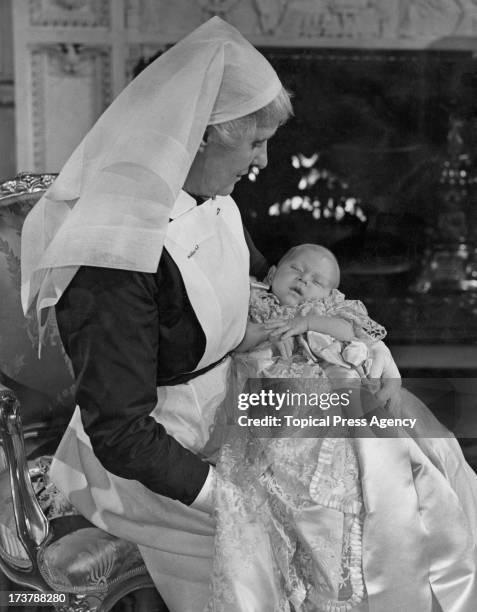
left=330, top=300, right=387, bottom=343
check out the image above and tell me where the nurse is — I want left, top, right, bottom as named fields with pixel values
left=20, top=17, right=399, bottom=611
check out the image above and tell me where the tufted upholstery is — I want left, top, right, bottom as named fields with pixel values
left=0, top=174, right=165, bottom=611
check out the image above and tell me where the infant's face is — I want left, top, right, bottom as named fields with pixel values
left=271, top=249, right=338, bottom=306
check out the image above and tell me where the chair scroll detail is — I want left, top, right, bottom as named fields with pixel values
left=0, top=381, right=49, bottom=575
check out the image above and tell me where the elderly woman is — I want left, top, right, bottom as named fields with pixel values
left=21, top=17, right=400, bottom=612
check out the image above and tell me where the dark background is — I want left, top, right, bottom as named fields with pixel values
left=233, top=48, right=477, bottom=298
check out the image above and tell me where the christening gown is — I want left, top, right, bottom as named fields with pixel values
left=205, top=284, right=477, bottom=612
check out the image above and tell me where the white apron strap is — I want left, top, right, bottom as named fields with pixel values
left=164, top=196, right=249, bottom=369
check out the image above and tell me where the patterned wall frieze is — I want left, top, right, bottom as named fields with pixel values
left=259, top=0, right=387, bottom=39
left=251, top=0, right=477, bottom=42
left=123, top=0, right=477, bottom=45
left=398, top=0, right=477, bottom=38
left=29, top=0, right=110, bottom=28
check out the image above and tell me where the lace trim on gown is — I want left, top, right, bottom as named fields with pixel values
left=209, top=429, right=367, bottom=611
left=248, top=285, right=386, bottom=345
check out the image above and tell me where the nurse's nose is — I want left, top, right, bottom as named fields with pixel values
left=254, top=142, right=268, bottom=170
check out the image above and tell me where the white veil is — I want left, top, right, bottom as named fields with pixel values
left=21, top=16, right=282, bottom=336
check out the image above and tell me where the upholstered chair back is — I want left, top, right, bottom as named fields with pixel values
left=0, top=174, right=75, bottom=424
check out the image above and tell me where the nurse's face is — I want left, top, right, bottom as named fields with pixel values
left=185, top=124, right=278, bottom=198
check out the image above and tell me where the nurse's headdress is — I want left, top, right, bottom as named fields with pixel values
left=21, top=17, right=283, bottom=337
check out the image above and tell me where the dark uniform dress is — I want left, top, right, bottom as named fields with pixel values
left=55, top=225, right=267, bottom=504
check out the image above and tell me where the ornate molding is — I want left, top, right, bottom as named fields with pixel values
left=123, top=1, right=477, bottom=46
left=29, top=0, right=110, bottom=28
left=31, top=50, right=46, bottom=172
left=0, top=172, right=57, bottom=201
left=251, top=0, right=477, bottom=42
left=253, top=0, right=287, bottom=35
left=251, top=1, right=384, bottom=39
left=122, top=0, right=477, bottom=46
left=398, top=0, right=477, bottom=38
left=41, top=43, right=106, bottom=76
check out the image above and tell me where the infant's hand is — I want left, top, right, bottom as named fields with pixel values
left=265, top=316, right=309, bottom=340
left=270, top=336, right=295, bottom=359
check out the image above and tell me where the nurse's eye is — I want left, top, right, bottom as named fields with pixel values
left=252, top=139, right=266, bottom=149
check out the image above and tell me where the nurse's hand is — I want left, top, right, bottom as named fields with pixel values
left=368, top=341, right=401, bottom=406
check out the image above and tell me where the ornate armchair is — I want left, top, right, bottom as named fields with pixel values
left=0, top=174, right=165, bottom=611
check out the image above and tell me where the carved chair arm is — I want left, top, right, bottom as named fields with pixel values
left=0, top=381, right=49, bottom=566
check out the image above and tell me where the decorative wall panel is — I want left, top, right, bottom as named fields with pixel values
left=29, top=0, right=110, bottom=27
left=30, top=45, right=111, bottom=171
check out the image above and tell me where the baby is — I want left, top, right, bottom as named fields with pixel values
left=237, top=243, right=386, bottom=380
left=205, top=245, right=386, bottom=611
left=206, top=243, right=477, bottom=612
